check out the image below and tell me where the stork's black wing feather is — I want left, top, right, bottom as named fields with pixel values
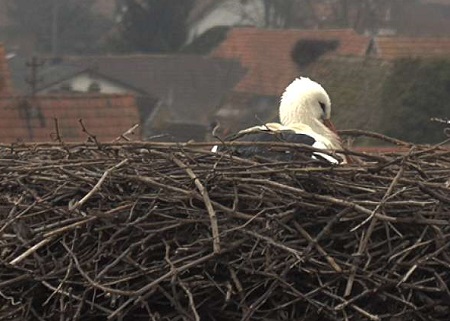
left=215, top=130, right=316, bottom=161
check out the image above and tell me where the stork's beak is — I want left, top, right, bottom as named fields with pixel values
left=323, top=118, right=338, bottom=134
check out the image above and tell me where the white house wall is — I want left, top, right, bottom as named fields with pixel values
left=188, top=0, right=265, bottom=43
left=40, top=73, right=132, bottom=94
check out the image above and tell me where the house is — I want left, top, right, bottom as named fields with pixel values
left=0, top=94, right=139, bottom=143
left=209, top=26, right=450, bottom=144
left=0, top=45, right=141, bottom=144
left=371, top=36, right=450, bottom=60
left=212, top=28, right=371, bottom=96
left=210, top=27, right=374, bottom=135
left=187, top=0, right=265, bottom=43
left=8, top=54, right=246, bottom=141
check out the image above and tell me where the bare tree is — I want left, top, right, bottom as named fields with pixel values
left=261, top=0, right=296, bottom=28
left=117, top=0, right=194, bottom=52
left=6, top=0, right=112, bottom=54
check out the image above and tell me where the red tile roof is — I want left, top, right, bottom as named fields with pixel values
left=0, top=94, right=140, bottom=143
left=211, top=28, right=371, bottom=96
left=0, top=43, right=13, bottom=96
left=375, top=36, right=450, bottom=60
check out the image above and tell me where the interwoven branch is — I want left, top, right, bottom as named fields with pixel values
left=0, top=139, right=449, bottom=321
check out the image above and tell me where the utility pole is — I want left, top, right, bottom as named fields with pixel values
left=23, top=56, right=46, bottom=140
left=25, top=56, right=44, bottom=96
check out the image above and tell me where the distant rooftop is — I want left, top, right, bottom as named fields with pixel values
left=32, top=54, right=246, bottom=126
left=211, top=28, right=371, bottom=96
left=374, top=36, right=450, bottom=60
left=0, top=94, right=139, bottom=143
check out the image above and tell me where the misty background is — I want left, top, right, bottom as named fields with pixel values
left=0, top=0, right=449, bottom=145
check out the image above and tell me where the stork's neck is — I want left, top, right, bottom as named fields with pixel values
left=279, top=88, right=340, bottom=149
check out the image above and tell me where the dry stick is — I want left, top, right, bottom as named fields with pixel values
left=398, top=241, right=450, bottom=286
left=79, top=119, right=101, bottom=147
left=338, top=129, right=413, bottom=147
left=0, top=274, right=30, bottom=287
left=0, top=139, right=354, bottom=153
left=170, top=154, right=221, bottom=254
left=41, top=281, right=113, bottom=314
left=418, top=182, right=450, bottom=204
left=9, top=236, right=55, bottom=265
left=111, top=123, right=139, bottom=143
left=240, top=229, right=303, bottom=262
left=222, top=177, right=374, bottom=217
left=109, top=240, right=245, bottom=319
left=164, top=241, right=201, bottom=321
left=69, top=159, right=128, bottom=211
left=345, top=152, right=410, bottom=297
left=334, top=288, right=376, bottom=310
left=292, top=221, right=342, bottom=273
left=52, top=118, right=70, bottom=155
left=179, top=281, right=200, bottom=321
left=43, top=259, right=74, bottom=306
left=107, top=251, right=218, bottom=320
left=124, top=174, right=260, bottom=221
left=242, top=280, right=279, bottom=321
left=43, top=217, right=97, bottom=238
left=61, top=241, right=136, bottom=297
left=0, top=197, right=33, bottom=236
left=351, top=155, right=408, bottom=232
left=323, top=290, right=380, bottom=321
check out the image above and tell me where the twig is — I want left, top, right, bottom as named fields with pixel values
left=338, top=129, right=413, bottom=147
left=78, top=118, right=100, bottom=147
left=69, top=159, right=128, bottom=211
left=293, top=221, right=342, bottom=272
left=9, top=236, right=55, bottom=265
left=170, top=154, right=221, bottom=254
left=111, top=124, right=139, bottom=143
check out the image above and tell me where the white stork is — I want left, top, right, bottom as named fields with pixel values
left=213, top=77, right=343, bottom=163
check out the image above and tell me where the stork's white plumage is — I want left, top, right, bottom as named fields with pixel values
left=213, top=77, right=343, bottom=163
left=279, top=77, right=340, bottom=149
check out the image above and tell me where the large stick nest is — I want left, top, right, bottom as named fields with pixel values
left=0, top=137, right=449, bottom=321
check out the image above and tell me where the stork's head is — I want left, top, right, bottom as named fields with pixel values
left=279, top=77, right=332, bottom=127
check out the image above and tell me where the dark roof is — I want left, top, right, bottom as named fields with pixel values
left=147, top=123, right=208, bottom=142
left=0, top=43, right=13, bottom=96
left=8, top=56, right=148, bottom=96
left=211, top=27, right=371, bottom=96
left=8, top=56, right=85, bottom=94
left=60, top=54, right=246, bottom=126
left=0, top=94, right=140, bottom=143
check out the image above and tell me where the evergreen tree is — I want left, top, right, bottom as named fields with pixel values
left=381, top=58, right=450, bottom=144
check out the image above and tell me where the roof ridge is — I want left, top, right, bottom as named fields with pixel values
left=376, top=35, right=450, bottom=40
left=228, top=27, right=364, bottom=35
left=64, top=53, right=224, bottom=60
